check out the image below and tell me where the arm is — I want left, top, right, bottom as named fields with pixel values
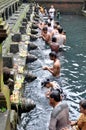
left=49, top=116, right=57, bottom=130
left=45, top=90, right=51, bottom=98
left=71, top=121, right=77, bottom=126
left=43, top=65, right=58, bottom=76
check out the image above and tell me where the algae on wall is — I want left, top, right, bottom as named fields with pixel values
left=0, top=44, right=11, bottom=109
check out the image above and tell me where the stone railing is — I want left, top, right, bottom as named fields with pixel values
left=0, top=0, right=19, bottom=20
left=0, top=0, right=19, bottom=12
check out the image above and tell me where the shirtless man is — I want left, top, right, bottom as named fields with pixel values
left=56, top=27, right=66, bottom=48
left=50, top=37, right=59, bottom=53
left=43, top=51, right=60, bottom=77
left=40, top=26, right=51, bottom=46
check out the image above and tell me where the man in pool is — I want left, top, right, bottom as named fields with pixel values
left=49, top=90, right=70, bottom=130
left=43, top=51, right=60, bottom=77
left=40, top=26, right=51, bottom=46
left=43, top=51, right=62, bottom=87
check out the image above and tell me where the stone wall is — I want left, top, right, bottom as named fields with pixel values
left=35, top=0, right=84, bottom=14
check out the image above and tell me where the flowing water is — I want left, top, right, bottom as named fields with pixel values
left=18, top=15, right=86, bottom=130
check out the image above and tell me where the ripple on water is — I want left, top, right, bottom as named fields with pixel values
left=18, top=15, right=86, bottom=129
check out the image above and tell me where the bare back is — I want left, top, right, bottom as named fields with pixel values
left=53, top=59, right=60, bottom=77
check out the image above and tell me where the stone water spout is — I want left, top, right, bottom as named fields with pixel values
left=24, top=72, right=37, bottom=83
left=25, top=54, right=37, bottom=64
left=27, top=42, right=38, bottom=51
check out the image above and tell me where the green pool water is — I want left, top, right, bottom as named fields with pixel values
left=18, top=15, right=86, bottom=130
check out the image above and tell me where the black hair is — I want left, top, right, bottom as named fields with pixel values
left=53, top=25, right=58, bottom=29
left=49, top=51, right=57, bottom=58
left=41, top=79, right=50, bottom=87
left=50, top=90, right=61, bottom=102
left=45, top=21, right=48, bottom=25
left=58, top=27, right=63, bottom=34
left=79, top=100, right=86, bottom=109
left=48, top=22, right=51, bottom=26
left=52, top=37, right=57, bottom=42
left=42, top=27, right=47, bottom=31
left=63, top=30, right=66, bottom=34
left=55, top=21, right=60, bottom=25
left=50, top=17, right=53, bottom=21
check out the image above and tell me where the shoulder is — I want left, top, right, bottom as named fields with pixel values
left=55, top=59, right=60, bottom=65
left=51, top=101, right=68, bottom=118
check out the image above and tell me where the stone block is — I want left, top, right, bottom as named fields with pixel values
left=26, top=12, right=30, bottom=16
left=11, top=33, right=21, bottom=42
left=22, top=18, right=28, bottom=23
left=19, top=26, right=26, bottom=34
left=10, top=44, right=19, bottom=53
left=21, top=21, right=27, bottom=27
left=26, top=15, right=30, bottom=21
left=3, top=56, right=13, bottom=68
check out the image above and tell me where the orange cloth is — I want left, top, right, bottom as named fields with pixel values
left=40, top=6, right=44, bottom=13
left=77, top=113, right=86, bottom=130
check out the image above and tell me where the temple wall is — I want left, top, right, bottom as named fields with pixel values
left=35, top=0, right=84, bottom=14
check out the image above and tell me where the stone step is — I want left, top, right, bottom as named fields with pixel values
left=0, top=27, right=10, bottom=38
left=0, top=21, right=6, bottom=29
left=0, top=18, right=3, bottom=24
left=0, top=24, right=9, bottom=32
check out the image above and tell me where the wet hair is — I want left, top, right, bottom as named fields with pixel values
left=48, top=22, right=51, bottom=26
left=63, top=30, right=66, bottom=34
left=79, top=100, right=86, bottom=109
left=50, top=17, right=53, bottom=21
left=55, top=21, right=60, bottom=26
left=42, top=27, right=47, bottom=32
left=49, top=51, right=57, bottom=58
left=53, top=25, right=58, bottom=29
left=58, top=27, right=63, bottom=34
left=41, top=79, right=50, bottom=87
left=52, top=37, right=57, bottom=42
left=45, top=20, right=48, bottom=25
left=50, top=90, right=61, bottom=102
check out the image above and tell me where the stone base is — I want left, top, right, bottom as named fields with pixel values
left=11, top=33, right=21, bottom=42
left=19, top=26, right=26, bottom=34
left=10, top=44, right=19, bottom=53
left=3, top=56, right=13, bottom=68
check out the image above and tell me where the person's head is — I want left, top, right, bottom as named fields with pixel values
left=58, top=27, right=63, bottom=34
left=49, top=51, right=57, bottom=60
left=52, top=37, right=57, bottom=42
left=48, top=22, right=51, bottom=27
left=62, top=30, right=66, bottom=35
left=79, top=99, right=86, bottom=114
left=55, top=21, right=60, bottom=26
left=44, top=20, right=48, bottom=25
left=42, top=27, right=48, bottom=34
left=50, top=17, right=53, bottom=21
left=49, top=90, right=61, bottom=107
left=53, top=24, right=58, bottom=29
left=51, top=5, right=54, bottom=8
left=41, top=79, right=51, bottom=88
